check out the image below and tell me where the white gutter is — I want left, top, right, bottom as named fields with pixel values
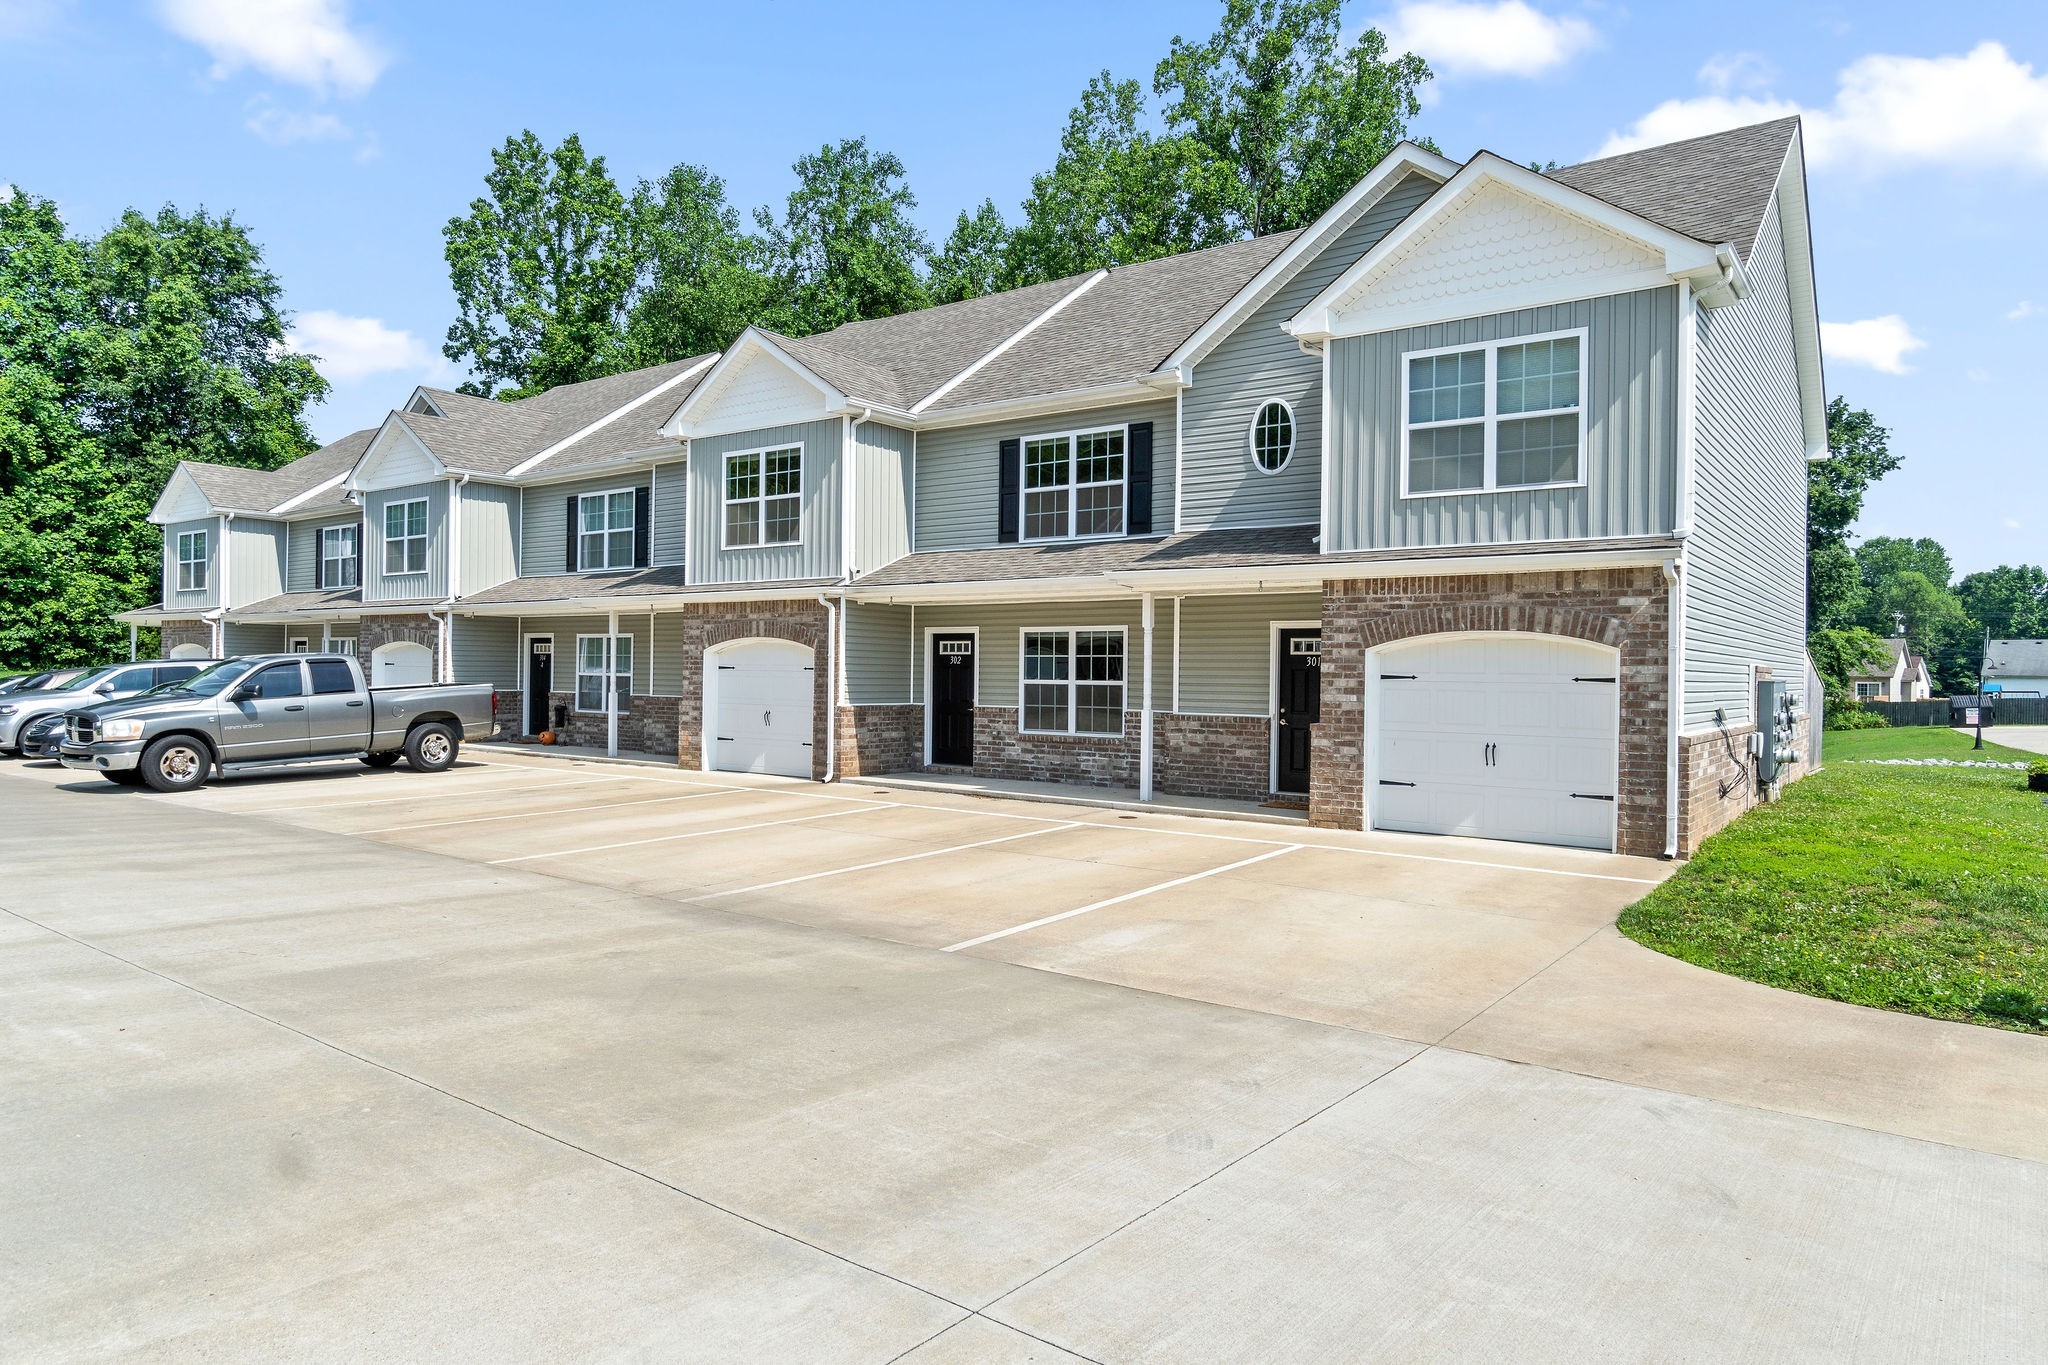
left=818, top=594, right=838, bottom=782
left=1662, top=554, right=1687, bottom=859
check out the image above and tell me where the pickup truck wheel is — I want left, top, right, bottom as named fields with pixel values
left=360, top=752, right=401, bottom=769
left=139, top=737, right=210, bottom=792
left=404, top=722, right=459, bottom=773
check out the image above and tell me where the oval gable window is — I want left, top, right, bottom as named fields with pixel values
left=1249, top=400, right=1294, bottom=473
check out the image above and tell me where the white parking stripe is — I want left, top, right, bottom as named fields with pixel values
left=262, top=776, right=630, bottom=812
left=676, top=821, right=1085, bottom=904
left=943, top=844, right=1304, bottom=952
left=488, top=803, right=883, bottom=864
left=358, top=786, right=753, bottom=835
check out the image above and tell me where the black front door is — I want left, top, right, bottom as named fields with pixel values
left=930, top=634, right=976, bottom=766
left=527, top=638, right=553, bottom=732
left=1276, top=629, right=1321, bottom=794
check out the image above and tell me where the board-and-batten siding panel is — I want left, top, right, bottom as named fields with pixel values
left=514, top=613, right=656, bottom=698
left=1181, top=171, right=1440, bottom=532
left=652, top=460, right=687, bottom=567
left=229, top=520, right=285, bottom=606
left=1174, top=593, right=1324, bottom=714
left=845, top=601, right=914, bottom=704
left=1326, top=287, right=1678, bottom=551
left=687, top=419, right=842, bottom=584
left=520, top=473, right=650, bottom=576
left=1685, top=197, right=1809, bottom=728
left=162, top=516, right=219, bottom=611
left=913, top=399, right=1177, bottom=552
left=459, top=483, right=520, bottom=594
left=452, top=616, right=520, bottom=689
left=222, top=622, right=285, bottom=655
left=286, top=515, right=362, bottom=592
left=904, top=600, right=1174, bottom=710
left=362, top=481, right=448, bottom=601
left=853, top=422, right=914, bottom=576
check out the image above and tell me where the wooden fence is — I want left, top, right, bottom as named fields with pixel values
left=1859, top=697, right=2048, bottom=727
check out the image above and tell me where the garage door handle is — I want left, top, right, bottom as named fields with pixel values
left=716, top=736, right=734, bottom=742
left=1571, top=793, right=1615, bottom=801
left=1573, top=676, right=1617, bottom=683
left=1379, top=779, right=1416, bottom=787
left=1380, top=673, right=1418, bottom=681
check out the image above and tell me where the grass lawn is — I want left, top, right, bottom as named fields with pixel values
left=1620, top=727, right=2048, bottom=1033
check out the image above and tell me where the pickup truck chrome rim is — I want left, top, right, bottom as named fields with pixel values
left=160, top=746, right=200, bottom=781
left=419, top=732, right=450, bottom=765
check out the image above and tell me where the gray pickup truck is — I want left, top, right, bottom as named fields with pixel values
left=60, top=653, right=496, bottom=792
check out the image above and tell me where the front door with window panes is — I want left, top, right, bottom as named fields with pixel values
left=578, top=491, right=636, bottom=569
left=930, top=635, right=976, bottom=765
left=724, top=447, right=802, bottom=547
left=1275, top=631, right=1322, bottom=794
left=1024, top=428, right=1124, bottom=540
left=575, top=635, right=632, bottom=713
left=1021, top=629, right=1125, bottom=735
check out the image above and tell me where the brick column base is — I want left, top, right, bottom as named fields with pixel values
left=546, top=691, right=680, bottom=757
left=837, top=705, right=922, bottom=776
left=1153, top=713, right=1272, bottom=803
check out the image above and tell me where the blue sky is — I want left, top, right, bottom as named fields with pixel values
left=2, top=0, right=2042, bottom=572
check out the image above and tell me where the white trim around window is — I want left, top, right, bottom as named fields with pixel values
left=576, top=487, right=637, bottom=570
left=722, top=443, right=803, bottom=549
left=1021, top=423, right=1127, bottom=542
left=382, top=496, right=430, bottom=576
left=321, top=523, right=359, bottom=588
left=573, top=633, right=634, bottom=714
left=1018, top=626, right=1127, bottom=736
left=1399, top=326, right=1589, bottom=500
left=288, top=637, right=310, bottom=653
left=176, top=529, right=209, bottom=592
left=1247, top=399, right=1296, bottom=474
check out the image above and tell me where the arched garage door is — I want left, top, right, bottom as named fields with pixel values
left=706, top=639, right=815, bottom=778
left=370, top=640, right=433, bottom=687
left=1372, top=634, right=1619, bottom=851
left=167, top=642, right=210, bottom=660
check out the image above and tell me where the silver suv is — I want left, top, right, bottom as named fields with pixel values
left=0, top=660, right=216, bottom=755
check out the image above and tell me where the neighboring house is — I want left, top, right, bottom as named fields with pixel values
left=1848, top=638, right=1933, bottom=701
left=1983, top=639, right=2048, bottom=698
left=122, top=116, right=1822, bottom=857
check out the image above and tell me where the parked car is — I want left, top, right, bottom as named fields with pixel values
left=19, top=712, right=66, bottom=760
left=0, top=668, right=90, bottom=699
left=60, top=653, right=496, bottom=792
left=0, top=660, right=215, bottom=755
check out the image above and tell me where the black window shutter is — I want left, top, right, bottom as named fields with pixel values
left=997, top=438, right=1021, bottom=543
left=565, top=496, right=579, bottom=573
left=1127, top=422, right=1154, bottom=535
left=314, top=532, right=324, bottom=590
left=633, top=486, right=651, bottom=567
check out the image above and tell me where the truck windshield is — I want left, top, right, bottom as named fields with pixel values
left=162, top=659, right=260, bottom=698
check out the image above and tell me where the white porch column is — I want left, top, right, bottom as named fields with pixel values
left=128, top=623, right=138, bottom=661
left=1139, top=593, right=1155, bottom=802
left=606, top=608, right=620, bottom=758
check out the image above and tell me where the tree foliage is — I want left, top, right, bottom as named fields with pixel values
left=1808, top=396, right=1899, bottom=628
left=928, top=200, right=1017, bottom=305
left=754, top=138, right=930, bottom=335
left=621, top=163, right=774, bottom=366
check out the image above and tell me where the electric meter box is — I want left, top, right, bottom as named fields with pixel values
left=1755, top=679, right=1800, bottom=785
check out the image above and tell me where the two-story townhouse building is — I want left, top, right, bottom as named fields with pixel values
left=122, top=117, right=1819, bottom=858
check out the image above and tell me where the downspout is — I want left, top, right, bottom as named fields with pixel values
left=440, top=473, right=470, bottom=685
left=1662, top=555, right=1686, bottom=859
left=605, top=606, right=619, bottom=757
left=212, top=511, right=234, bottom=656
left=842, top=407, right=870, bottom=580
left=818, top=594, right=839, bottom=782
left=1139, top=593, right=1155, bottom=801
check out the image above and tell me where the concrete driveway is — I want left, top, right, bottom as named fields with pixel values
left=3, top=754, right=2044, bottom=1361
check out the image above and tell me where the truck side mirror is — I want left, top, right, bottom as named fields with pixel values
left=231, top=683, right=258, bottom=703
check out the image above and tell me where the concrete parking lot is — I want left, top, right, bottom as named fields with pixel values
left=3, top=752, right=2044, bottom=1361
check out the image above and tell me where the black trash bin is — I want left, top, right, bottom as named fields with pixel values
left=553, top=702, right=569, bottom=732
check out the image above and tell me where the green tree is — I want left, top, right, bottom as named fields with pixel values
left=755, top=137, right=930, bottom=335
left=442, top=131, right=636, bottom=397
left=1957, top=564, right=2048, bottom=639
left=928, top=199, right=1014, bottom=305
left=1807, top=625, right=1892, bottom=706
left=1808, top=397, right=1899, bottom=627
left=621, top=162, right=775, bottom=366
left=1154, top=0, right=1432, bottom=237
left=1853, top=536, right=1973, bottom=689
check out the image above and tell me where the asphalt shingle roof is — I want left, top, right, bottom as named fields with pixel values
left=851, top=526, right=1322, bottom=587
left=179, top=426, right=377, bottom=515
left=402, top=356, right=715, bottom=477
left=1985, top=639, right=2048, bottom=679
left=1548, top=117, right=1798, bottom=263
left=236, top=589, right=363, bottom=615
left=457, top=569, right=839, bottom=607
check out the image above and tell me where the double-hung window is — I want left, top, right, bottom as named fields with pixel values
left=574, top=634, right=634, bottom=713
left=383, top=498, right=429, bottom=575
left=1854, top=681, right=1882, bottom=700
left=1020, top=628, right=1125, bottom=735
left=1023, top=426, right=1125, bottom=540
left=724, top=446, right=801, bottom=548
left=1402, top=329, right=1586, bottom=497
left=321, top=524, right=358, bottom=588
left=176, top=530, right=208, bottom=592
left=577, top=490, right=636, bottom=570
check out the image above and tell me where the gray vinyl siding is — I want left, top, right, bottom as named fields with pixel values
left=1182, top=170, right=1439, bottom=531
left=651, top=460, right=687, bottom=567
left=853, top=422, right=914, bottom=576
left=459, top=482, right=520, bottom=594
left=452, top=615, right=519, bottom=689
left=287, top=515, right=362, bottom=593
left=221, top=622, right=285, bottom=655
left=1174, top=592, right=1323, bottom=714
left=520, top=473, right=650, bottom=577
left=845, top=601, right=915, bottom=704
left=228, top=519, right=286, bottom=607
left=162, top=516, right=219, bottom=611
left=1325, top=287, right=1680, bottom=551
left=912, top=399, right=1177, bottom=552
left=513, top=613, right=656, bottom=699
left=688, top=419, right=842, bottom=584
left=905, top=599, right=1173, bottom=710
left=652, top=612, right=687, bottom=695
left=1685, top=196, right=1809, bottom=727
left=362, top=481, right=448, bottom=602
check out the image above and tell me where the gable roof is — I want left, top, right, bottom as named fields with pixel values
left=1548, top=117, right=1799, bottom=264
left=162, top=426, right=379, bottom=520
left=1985, top=639, right=2048, bottom=679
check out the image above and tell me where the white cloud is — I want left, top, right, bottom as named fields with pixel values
left=1821, top=316, right=1926, bottom=375
left=1380, top=1, right=1597, bottom=79
left=245, top=101, right=380, bottom=161
left=153, top=0, right=386, bottom=97
left=1597, top=42, right=2048, bottom=172
left=2008, top=301, right=2039, bottom=321
left=287, top=312, right=437, bottom=383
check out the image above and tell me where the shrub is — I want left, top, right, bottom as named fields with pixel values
left=2029, top=760, right=2048, bottom=793
left=1824, top=702, right=1892, bottom=731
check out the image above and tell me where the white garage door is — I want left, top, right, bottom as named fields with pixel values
left=710, top=639, right=815, bottom=778
left=370, top=640, right=433, bottom=687
left=1373, top=635, right=1618, bottom=851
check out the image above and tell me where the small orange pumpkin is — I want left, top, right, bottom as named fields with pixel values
left=539, top=730, right=558, bottom=745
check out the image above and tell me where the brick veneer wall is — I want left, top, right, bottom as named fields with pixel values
left=1676, top=710, right=1814, bottom=856
left=672, top=600, right=830, bottom=778
left=546, top=690, right=681, bottom=756
left=839, top=704, right=922, bottom=776
left=357, top=613, right=442, bottom=681
left=159, top=619, right=211, bottom=656
left=491, top=686, right=523, bottom=740
left=1154, top=713, right=1272, bottom=802
left=972, top=707, right=1140, bottom=787
left=1311, top=568, right=1672, bottom=857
